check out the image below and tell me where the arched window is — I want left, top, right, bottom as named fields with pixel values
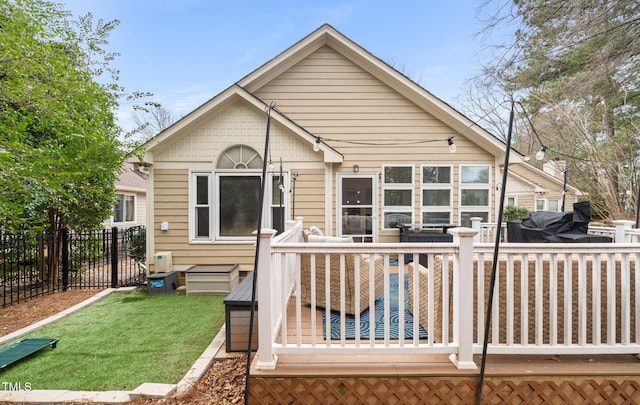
left=216, top=145, right=263, bottom=170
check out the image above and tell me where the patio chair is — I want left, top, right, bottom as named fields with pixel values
left=408, top=256, right=637, bottom=345
left=300, top=231, right=384, bottom=315
left=407, top=255, right=445, bottom=342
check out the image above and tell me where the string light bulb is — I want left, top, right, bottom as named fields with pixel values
left=313, top=137, right=321, bottom=152
left=447, top=137, right=456, bottom=153
left=278, top=158, right=284, bottom=191
left=268, top=160, right=274, bottom=171
left=535, top=145, right=547, bottom=161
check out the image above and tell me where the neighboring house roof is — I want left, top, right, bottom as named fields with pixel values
left=509, top=160, right=583, bottom=196
left=116, top=162, right=147, bottom=193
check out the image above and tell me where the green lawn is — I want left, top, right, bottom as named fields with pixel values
left=0, top=291, right=225, bottom=391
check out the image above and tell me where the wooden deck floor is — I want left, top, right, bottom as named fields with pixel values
left=249, top=302, right=640, bottom=404
left=254, top=300, right=640, bottom=377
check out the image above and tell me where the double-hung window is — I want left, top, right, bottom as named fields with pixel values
left=536, top=198, right=560, bottom=212
left=114, top=194, right=135, bottom=223
left=420, top=165, right=453, bottom=225
left=459, top=165, right=491, bottom=227
left=193, top=173, right=212, bottom=238
left=381, top=165, right=414, bottom=230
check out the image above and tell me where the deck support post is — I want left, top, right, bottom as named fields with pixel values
left=470, top=217, right=482, bottom=243
left=256, top=229, right=278, bottom=370
left=613, top=220, right=634, bottom=243
left=449, top=227, right=479, bottom=370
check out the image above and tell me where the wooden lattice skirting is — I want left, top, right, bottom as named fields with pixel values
left=248, top=375, right=640, bottom=404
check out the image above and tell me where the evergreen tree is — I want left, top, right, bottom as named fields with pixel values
left=477, top=0, right=640, bottom=218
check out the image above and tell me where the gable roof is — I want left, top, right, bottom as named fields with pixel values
left=145, top=24, right=524, bottom=165
left=144, top=85, right=343, bottom=163
left=238, top=24, right=524, bottom=164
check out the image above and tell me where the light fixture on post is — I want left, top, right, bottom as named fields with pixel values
left=447, top=137, right=456, bottom=153
left=312, top=136, right=321, bottom=152
left=535, top=145, right=547, bottom=160
left=278, top=158, right=284, bottom=191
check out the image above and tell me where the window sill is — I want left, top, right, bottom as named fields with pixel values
left=189, top=239, right=256, bottom=245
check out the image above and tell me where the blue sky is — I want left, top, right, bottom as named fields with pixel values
left=61, top=1, right=504, bottom=132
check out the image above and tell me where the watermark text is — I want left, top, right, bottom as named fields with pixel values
left=1, top=381, right=32, bottom=391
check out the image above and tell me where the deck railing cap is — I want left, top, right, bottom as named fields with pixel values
left=448, top=227, right=478, bottom=238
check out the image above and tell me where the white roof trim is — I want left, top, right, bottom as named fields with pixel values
left=144, top=85, right=343, bottom=164
left=238, top=24, right=523, bottom=163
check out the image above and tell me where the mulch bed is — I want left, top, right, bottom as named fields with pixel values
left=1, top=289, right=247, bottom=404
left=1, top=289, right=99, bottom=336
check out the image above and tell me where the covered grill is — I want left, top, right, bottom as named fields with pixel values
left=507, top=201, right=612, bottom=243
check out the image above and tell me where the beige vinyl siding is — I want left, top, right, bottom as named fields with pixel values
left=255, top=46, right=496, bottom=234
left=151, top=168, right=259, bottom=270
left=135, top=192, right=147, bottom=227
left=255, top=48, right=443, bottom=129
left=149, top=101, right=329, bottom=270
left=146, top=27, right=585, bottom=271
left=291, top=168, right=326, bottom=229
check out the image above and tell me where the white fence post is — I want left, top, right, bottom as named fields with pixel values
left=255, top=228, right=278, bottom=370
left=449, top=227, right=479, bottom=369
left=612, top=220, right=634, bottom=243
left=470, top=217, right=482, bottom=243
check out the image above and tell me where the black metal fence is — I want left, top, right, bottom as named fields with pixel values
left=1, top=226, right=146, bottom=308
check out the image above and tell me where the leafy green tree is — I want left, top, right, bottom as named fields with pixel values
left=503, top=205, right=529, bottom=222
left=0, top=0, right=129, bottom=282
left=474, top=0, right=640, bottom=219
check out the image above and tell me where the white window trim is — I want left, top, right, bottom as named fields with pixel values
left=420, top=164, right=453, bottom=225
left=114, top=193, right=136, bottom=224
left=536, top=198, right=561, bottom=212
left=381, top=164, right=414, bottom=230
left=269, top=171, right=290, bottom=234
left=189, top=170, right=213, bottom=242
left=337, top=173, right=378, bottom=242
left=459, top=164, right=491, bottom=225
left=188, top=169, right=289, bottom=243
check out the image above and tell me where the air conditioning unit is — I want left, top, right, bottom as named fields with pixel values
left=154, top=251, right=173, bottom=273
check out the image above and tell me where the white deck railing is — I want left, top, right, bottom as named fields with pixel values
left=256, top=219, right=640, bottom=370
left=472, top=218, right=640, bottom=244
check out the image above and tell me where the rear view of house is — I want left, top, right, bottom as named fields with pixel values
left=140, top=24, right=579, bottom=274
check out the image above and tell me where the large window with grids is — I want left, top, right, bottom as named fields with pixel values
left=420, top=165, right=453, bottom=225
left=381, top=165, right=414, bottom=230
left=189, top=145, right=288, bottom=242
left=459, top=165, right=490, bottom=227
